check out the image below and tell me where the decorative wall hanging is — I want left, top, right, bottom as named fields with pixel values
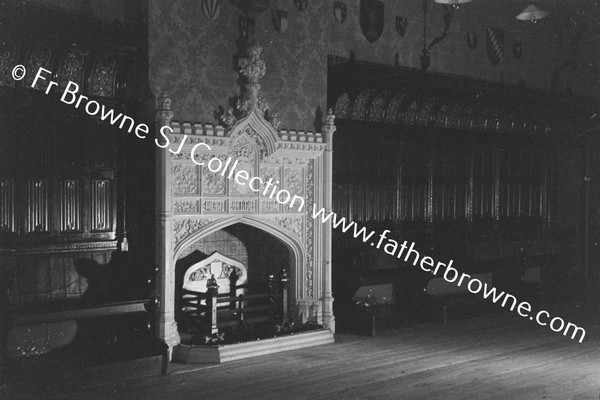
left=512, top=38, right=523, bottom=59
left=272, top=9, right=288, bottom=33
left=230, top=0, right=270, bottom=14
left=486, top=27, right=504, bottom=66
left=396, top=16, right=407, bottom=37
left=466, top=32, right=477, bottom=50
left=239, top=16, right=255, bottom=40
left=202, top=0, right=221, bottom=21
left=360, top=0, right=384, bottom=43
left=334, top=2, right=347, bottom=24
left=294, top=0, right=307, bottom=11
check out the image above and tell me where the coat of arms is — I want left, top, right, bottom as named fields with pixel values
left=294, top=0, right=307, bottom=11
left=272, top=9, right=288, bottom=34
left=466, top=32, right=477, bottom=50
left=202, top=0, right=220, bottom=21
left=360, top=0, right=384, bottom=44
left=513, top=39, right=523, bottom=60
left=239, top=16, right=255, bottom=40
left=334, top=1, right=347, bottom=24
left=486, top=28, right=504, bottom=66
left=396, top=16, right=407, bottom=37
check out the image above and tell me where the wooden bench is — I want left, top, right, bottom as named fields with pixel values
left=424, top=272, right=494, bottom=324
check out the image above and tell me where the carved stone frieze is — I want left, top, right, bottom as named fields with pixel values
left=260, top=199, right=281, bottom=213
left=262, top=156, right=310, bottom=165
left=230, top=199, right=258, bottom=213
left=202, top=199, right=227, bottom=214
left=276, top=142, right=325, bottom=152
left=173, top=200, right=197, bottom=214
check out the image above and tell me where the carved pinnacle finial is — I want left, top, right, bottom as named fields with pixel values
left=239, top=41, right=266, bottom=83
left=323, top=108, right=336, bottom=127
left=238, top=41, right=265, bottom=107
left=156, top=91, right=173, bottom=124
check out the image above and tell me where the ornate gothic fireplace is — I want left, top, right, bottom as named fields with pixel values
left=154, top=42, right=336, bottom=359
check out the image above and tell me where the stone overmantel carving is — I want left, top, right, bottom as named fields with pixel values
left=154, top=42, right=336, bottom=354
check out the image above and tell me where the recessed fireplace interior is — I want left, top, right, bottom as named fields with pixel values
left=174, top=223, right=292, bottom=342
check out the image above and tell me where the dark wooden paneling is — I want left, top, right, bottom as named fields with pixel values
left=333, top=124, right=553, bottom=229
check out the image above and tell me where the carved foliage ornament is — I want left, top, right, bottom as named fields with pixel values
left=173, top=164, right=198, bottom=194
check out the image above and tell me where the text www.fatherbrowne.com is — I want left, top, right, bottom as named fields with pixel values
left=312, top=207, right=586, bottom=343
left=20, top=65, right=585, bottom=343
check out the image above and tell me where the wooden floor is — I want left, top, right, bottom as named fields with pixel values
left=4, top=305, right=600, bottom=400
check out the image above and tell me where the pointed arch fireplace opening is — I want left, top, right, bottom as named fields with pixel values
left=174, top=223, right=295, bottom=343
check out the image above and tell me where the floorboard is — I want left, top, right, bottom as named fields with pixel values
left=2, top=305, right=599, bottom=400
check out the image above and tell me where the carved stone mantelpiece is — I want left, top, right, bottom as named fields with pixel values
left=155, top=43, right=335, bottom=352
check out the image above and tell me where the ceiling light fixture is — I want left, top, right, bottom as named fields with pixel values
left=434, top=0, right=472, bottom=11
left=516, top=2, right=548, bottom=22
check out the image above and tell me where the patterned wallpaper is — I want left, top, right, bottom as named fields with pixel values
left=149, top=0, right=599, bottom=131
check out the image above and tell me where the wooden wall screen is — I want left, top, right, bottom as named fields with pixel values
left=325, top=56, right=594, bottom=233
left=333, top=126, right=553, bottom=228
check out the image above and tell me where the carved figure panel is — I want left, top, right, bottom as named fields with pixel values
left=230, top=135, right=258, bottom=196
left=284, top=167, right=304, bottom=197
left=202, top=156, right=227, bottom=196
left=273, top=215, right=304, bottom=241
left=259, top=165, right=281, bottom=196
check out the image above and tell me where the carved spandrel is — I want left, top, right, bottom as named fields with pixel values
left=173, top=218, right=215, bottom=247
left=273, top=215, right=304, bottom=241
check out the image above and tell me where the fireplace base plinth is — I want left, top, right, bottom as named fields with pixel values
left=172, top=329, right=334, bottom=364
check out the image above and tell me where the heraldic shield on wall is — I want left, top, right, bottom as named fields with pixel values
left=272, top=9, right=288, bottom=34
left=486, top=27, right=505, bottom=66
left=202, top=0, right=221, bottom=21
left=395, top=16, right=407, bottom=37
left=360, top=0, right=384, bottom=43
left=334, top=1, right=347, bottom=24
